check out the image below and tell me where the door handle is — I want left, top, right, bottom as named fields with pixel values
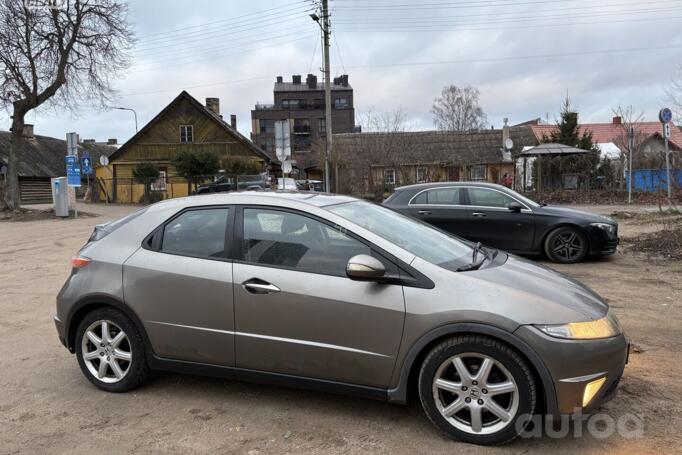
left=418, top=210, right=431, bottom=215
left=472, top=212, right=487, bottom=217
left=242, top=279, right=281, bottom=294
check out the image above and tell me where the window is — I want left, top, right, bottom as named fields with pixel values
left=151, top=169, right=167, bottom=191
left=318, top=118, right=326, bottom=134
left=384, top=168, right=396, bottom=185
left=412, top=187, right=461, bottom=205
left=293, top=118, right=310, bottom=134
left=282, top=99, right=304, bottom=109
left=242, top=208, right=371, bottom=276
left=161, top=208, right=229, bottom=258
left=259, top=119, right=273, bottom=134
left=334, top=98, right=348, bottom=109
left=416, top=166, right=428, bottom=183
left=313, top=99, right=324, bottom=109
left=180, top=125, right=193, bottom=143
left=468, top=188, right=518, bottom=208
left=470, top=165, right=486, bottom=181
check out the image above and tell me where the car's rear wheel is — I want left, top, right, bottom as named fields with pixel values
left=544, top=226, right=588, bottom=263
left=418, top=335, right=536, bottom=445
left=75, top=308, right=148, bottom=392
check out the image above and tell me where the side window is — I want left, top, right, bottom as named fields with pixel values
left=412, top=188, right=460, bottom=205
left=242, top=208, right=371, bottom=276
left=161, top=208, right=229, bottom=258
left=468, top=188, right=517, bottom=208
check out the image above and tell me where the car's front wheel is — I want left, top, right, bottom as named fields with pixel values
left=75, top=308, right=148, bottom=392
left=544, top=226, right=588, bottom=263
left=418, top=335, right=536, bottom=445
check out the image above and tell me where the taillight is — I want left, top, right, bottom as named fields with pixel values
left=70, top=256, right=91, bottom=268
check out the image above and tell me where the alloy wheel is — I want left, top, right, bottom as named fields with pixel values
left=81, top=320, right=132, bottom=383
left=432, top=353, right=519, bottom=435
left=551, top=231, right=584, bottom=261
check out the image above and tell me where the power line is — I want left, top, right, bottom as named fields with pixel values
left=333, top=32, right=347, bottom=75
left=332, top=0, right=582, bottom=10
left=308, top=30, right=320, bottom=74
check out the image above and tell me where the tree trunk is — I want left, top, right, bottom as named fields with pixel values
left=4, top=114, right=25, bottom=210
left=187, top=179, right=192, bottom=196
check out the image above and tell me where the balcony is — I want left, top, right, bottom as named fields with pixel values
left=293, top=125, right=311, bottom=135
left=254, top=103, right=276, bottom=110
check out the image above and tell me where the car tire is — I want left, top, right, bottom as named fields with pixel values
left=75, top=308, right=148, bottom=392
left=544, top=226, right=588, bottom=264
left=418, top=335, right=536, bottom=445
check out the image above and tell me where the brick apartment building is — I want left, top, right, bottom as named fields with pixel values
left=251, top=73, right=358, bottom=179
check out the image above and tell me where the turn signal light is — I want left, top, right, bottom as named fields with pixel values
left=70, top=256, right=91, bottom=268
left=582, top=377, right=606, bottom=407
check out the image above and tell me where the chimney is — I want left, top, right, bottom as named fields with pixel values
left=612, top=116, right=622, bottom=125
left=107, top=138, right=117, bottom=145
left=23, top=124, right=34, bottom=138
left=230, top=114, right=237, bottom=129
left=306, top=73, right=317, bottom=89
left=276, top=76, right=283, bottom=83
left=341, top=74, right=349, bottom=87
left=205, top=97, right=220, bottom=116
left=82, top=139, right=96, bottom=144
left=292, top=74, right=301, bottom=84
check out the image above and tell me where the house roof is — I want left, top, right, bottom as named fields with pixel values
left=529, top=121, right=682, bottom=150
left=108, top=91, right=275, bottom=163
left=520, top=143, right=590, bottom=156
left=333, top=126, right=539, bottom=166
left=0, top=131, right=116, bottom=178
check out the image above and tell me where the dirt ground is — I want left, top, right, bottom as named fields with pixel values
left=1, top=202, right=681, bottom=454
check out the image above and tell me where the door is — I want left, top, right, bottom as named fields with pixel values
left=123, top=207, right=236, bottom=366
left=463, top=187, right=535, bottom=252
left=407, top=186, right=469, bottom=236
left=233, top=207, right=405, bottom=388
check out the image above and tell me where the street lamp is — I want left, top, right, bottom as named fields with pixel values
left=112, top=106, right=138, bottom=132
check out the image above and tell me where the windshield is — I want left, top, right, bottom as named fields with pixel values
left=328, top=201, right=474, bottom=271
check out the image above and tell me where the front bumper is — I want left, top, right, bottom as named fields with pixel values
left=515, top=325, right=628, bottom=415
left=588, top=225, right=619, bottom=256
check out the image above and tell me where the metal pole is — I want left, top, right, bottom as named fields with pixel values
left=322, top=0, right=332, bottom=193
left=628, top=126, right=634, bottom=204
left=664, top=133, right=672, bottom=210
left=114, top=107, right=138, bottom=133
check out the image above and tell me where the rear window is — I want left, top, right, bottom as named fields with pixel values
left=89, top=208, right=148, bottom=242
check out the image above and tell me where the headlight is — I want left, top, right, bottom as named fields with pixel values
left=536, top=314, right=621, bottom=340
left=590, top=222, right=615, bottom=234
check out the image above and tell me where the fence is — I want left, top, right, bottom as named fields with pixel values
left=90, top=174, right=268, bottom=204
left=625, top=169, right=682, bottom=192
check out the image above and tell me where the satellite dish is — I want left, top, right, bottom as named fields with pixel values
left=282, top=160, right=293, bottom=174
left=505, top=138, right=514, bottom=150
left=99, top=155, right=109, bottom=166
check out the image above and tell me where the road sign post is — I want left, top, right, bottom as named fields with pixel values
left=659, top=108, right=673, bottom=210
left=65, top=155, right=81, bottom=218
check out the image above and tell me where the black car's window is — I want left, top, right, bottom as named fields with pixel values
left=412, top=188, right=461, bottom=205
left=468, top=188, right=517, bottom=208
left=242, top=208, right=370, bottom=276
left=161, top=208, right=229, bottom=258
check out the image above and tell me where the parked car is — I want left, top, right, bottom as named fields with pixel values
left=295, top=179, right=324, bottom=192
left=195, top=175, right=267, bottom=194
left=55, top=192, right=627, bottom=445
left=384, top=182, right=619, bottom=263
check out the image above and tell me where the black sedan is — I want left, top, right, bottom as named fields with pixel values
left=383, top=182, right=618, bottom=263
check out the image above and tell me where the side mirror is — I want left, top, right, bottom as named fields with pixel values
left=346, top=254, right=386, bottom=281
left=508, top=202, right=524, bottom=213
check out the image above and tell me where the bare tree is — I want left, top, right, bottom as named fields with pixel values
left=611, top=105, right=647, bottom=189
left=431, top=85, right=487, bottom=131
left=0, top=0, right=133, bottom=209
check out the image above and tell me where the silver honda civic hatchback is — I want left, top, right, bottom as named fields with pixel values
left=55, top=192, right=628, bottom=445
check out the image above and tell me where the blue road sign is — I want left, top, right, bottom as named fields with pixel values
left=65, top=155, right=81, bottom=187
left=659, top=108, right=673, bottom=124
left=81, top=155, right=92, bottom=175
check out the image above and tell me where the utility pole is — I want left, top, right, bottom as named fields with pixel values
left=628, top=126, right=634, bottom=204
left=321, top=0, right=332, bottom=193
left=659, top=108, right=673, bottom=210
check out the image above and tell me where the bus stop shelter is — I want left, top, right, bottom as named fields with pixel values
left=519, top=143, right=590, bottom=192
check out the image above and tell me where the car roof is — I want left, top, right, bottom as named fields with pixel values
left=146, top=190, right=358, bottom=212
left=394, top=182, right=509, bottom=192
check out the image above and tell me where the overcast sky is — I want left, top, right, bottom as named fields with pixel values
left=5, top=0, right=682, bottom=143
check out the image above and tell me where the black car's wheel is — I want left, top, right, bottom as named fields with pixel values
left=544, top=226, right=588, bottom=263
left=418, top=335, right=536, bottom=446
left=75, top=308, right=148, bottom=392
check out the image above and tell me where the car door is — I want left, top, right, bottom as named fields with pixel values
left=123, top=206, right=236, bottom=366
left=232, top=206, right=405, bottom=388
left=463, top=187, right=535, bottom=252
left=407, top=187, right=469, bottom=236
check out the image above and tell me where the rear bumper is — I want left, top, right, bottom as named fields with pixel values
left=514, top=325, right=628, bottom=416
left=54, top=314, right=67, bottom=348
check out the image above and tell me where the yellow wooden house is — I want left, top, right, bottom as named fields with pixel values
left=95, top=91, right=274, bottom=203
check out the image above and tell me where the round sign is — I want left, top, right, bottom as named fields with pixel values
left=282, top=161, right=293, bottom=174
left=659, top=108, right=673, bottom=124
left=505, top=138, right=514, bottom=150
left=99, top=155, right=109, bottom=166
